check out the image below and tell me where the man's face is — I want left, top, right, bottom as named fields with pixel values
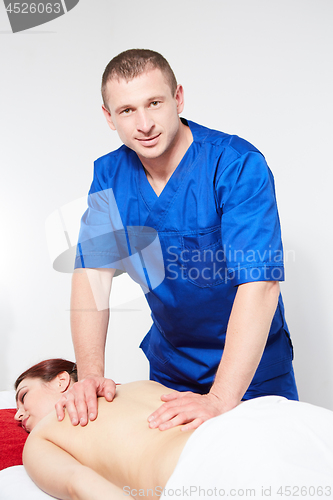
left=102, top=68, right=185, bottom=164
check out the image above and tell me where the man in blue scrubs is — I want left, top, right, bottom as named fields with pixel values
left=56, top=49, right=298, bottom=431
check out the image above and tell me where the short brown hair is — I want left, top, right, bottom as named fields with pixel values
left=101, top=49, right=178, bottom=110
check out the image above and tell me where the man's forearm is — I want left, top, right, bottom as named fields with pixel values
left=210, top=280, right=280, bottom=410
left=70, top=268, right=113, bottom=380
left=54, top=268, right=116, bottom=424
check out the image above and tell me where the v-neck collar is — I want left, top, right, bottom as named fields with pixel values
left=138, top=118, right=196, bottom=201
left=137, top=119, right=202, bottom=231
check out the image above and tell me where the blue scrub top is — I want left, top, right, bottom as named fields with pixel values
left=75, top=119, right=295, bottom=397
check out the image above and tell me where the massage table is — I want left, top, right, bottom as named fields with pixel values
left=1, top=390, right=333, bottom=499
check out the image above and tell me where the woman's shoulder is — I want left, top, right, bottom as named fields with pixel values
left=27, top=407, right=72, bottom=442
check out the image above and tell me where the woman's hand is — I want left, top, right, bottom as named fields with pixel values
left=55, top=376, right=116, bottom=426
left=147, top=390, right=229, bottom=432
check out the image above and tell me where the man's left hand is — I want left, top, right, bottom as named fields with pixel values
left=147, top=391, right=226, bottom=431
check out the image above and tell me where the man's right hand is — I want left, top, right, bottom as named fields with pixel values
left=55, top=376, right=117, bottom=426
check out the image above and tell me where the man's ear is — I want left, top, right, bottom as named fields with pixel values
left=174, top=84, right=185, bottom=115
left=102, top=105, right=116, bottom=131
left=54, top=371, right=71, bottom=393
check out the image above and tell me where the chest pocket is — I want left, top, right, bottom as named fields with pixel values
left=181, top=227, right=227, bottom=287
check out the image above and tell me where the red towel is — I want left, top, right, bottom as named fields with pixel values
left=0, top=409, right=28, bottom=470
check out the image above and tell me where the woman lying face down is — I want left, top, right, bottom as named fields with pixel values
left=15, top=359, right=193, bottom=500
left=14, top=359, right=333, bottom=499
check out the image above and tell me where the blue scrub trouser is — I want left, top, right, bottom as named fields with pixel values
left=150, top=366, right=299, bottom=401
left=242, top=366, right=299, bottom=401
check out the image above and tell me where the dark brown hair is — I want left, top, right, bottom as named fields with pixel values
left=15, top=358, right=78, bottom=391
left=101, top=48, right=178, bottom=110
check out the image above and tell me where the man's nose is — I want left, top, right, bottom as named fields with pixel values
left=136, top=109, right=154, bottom=134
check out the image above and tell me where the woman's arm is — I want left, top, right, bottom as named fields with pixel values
left=23, top=432, right=132, bottom=500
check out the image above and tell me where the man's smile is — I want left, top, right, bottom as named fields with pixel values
left=136, top=133, right=161, bottom=146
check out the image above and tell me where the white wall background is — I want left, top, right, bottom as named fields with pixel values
left=1, top=0, right=332, bottom=409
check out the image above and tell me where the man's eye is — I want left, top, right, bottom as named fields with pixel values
left=122, top=109, right=131, bottom=114
left=150, top=101, right=159, bottom=107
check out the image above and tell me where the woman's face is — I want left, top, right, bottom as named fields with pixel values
left=15, top=373, right=70, bottom=432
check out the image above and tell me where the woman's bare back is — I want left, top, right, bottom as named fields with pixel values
left=31, top=380, right=194, bottom=493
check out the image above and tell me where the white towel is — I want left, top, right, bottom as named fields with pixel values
left=163, top=396, right=333, bottom=500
